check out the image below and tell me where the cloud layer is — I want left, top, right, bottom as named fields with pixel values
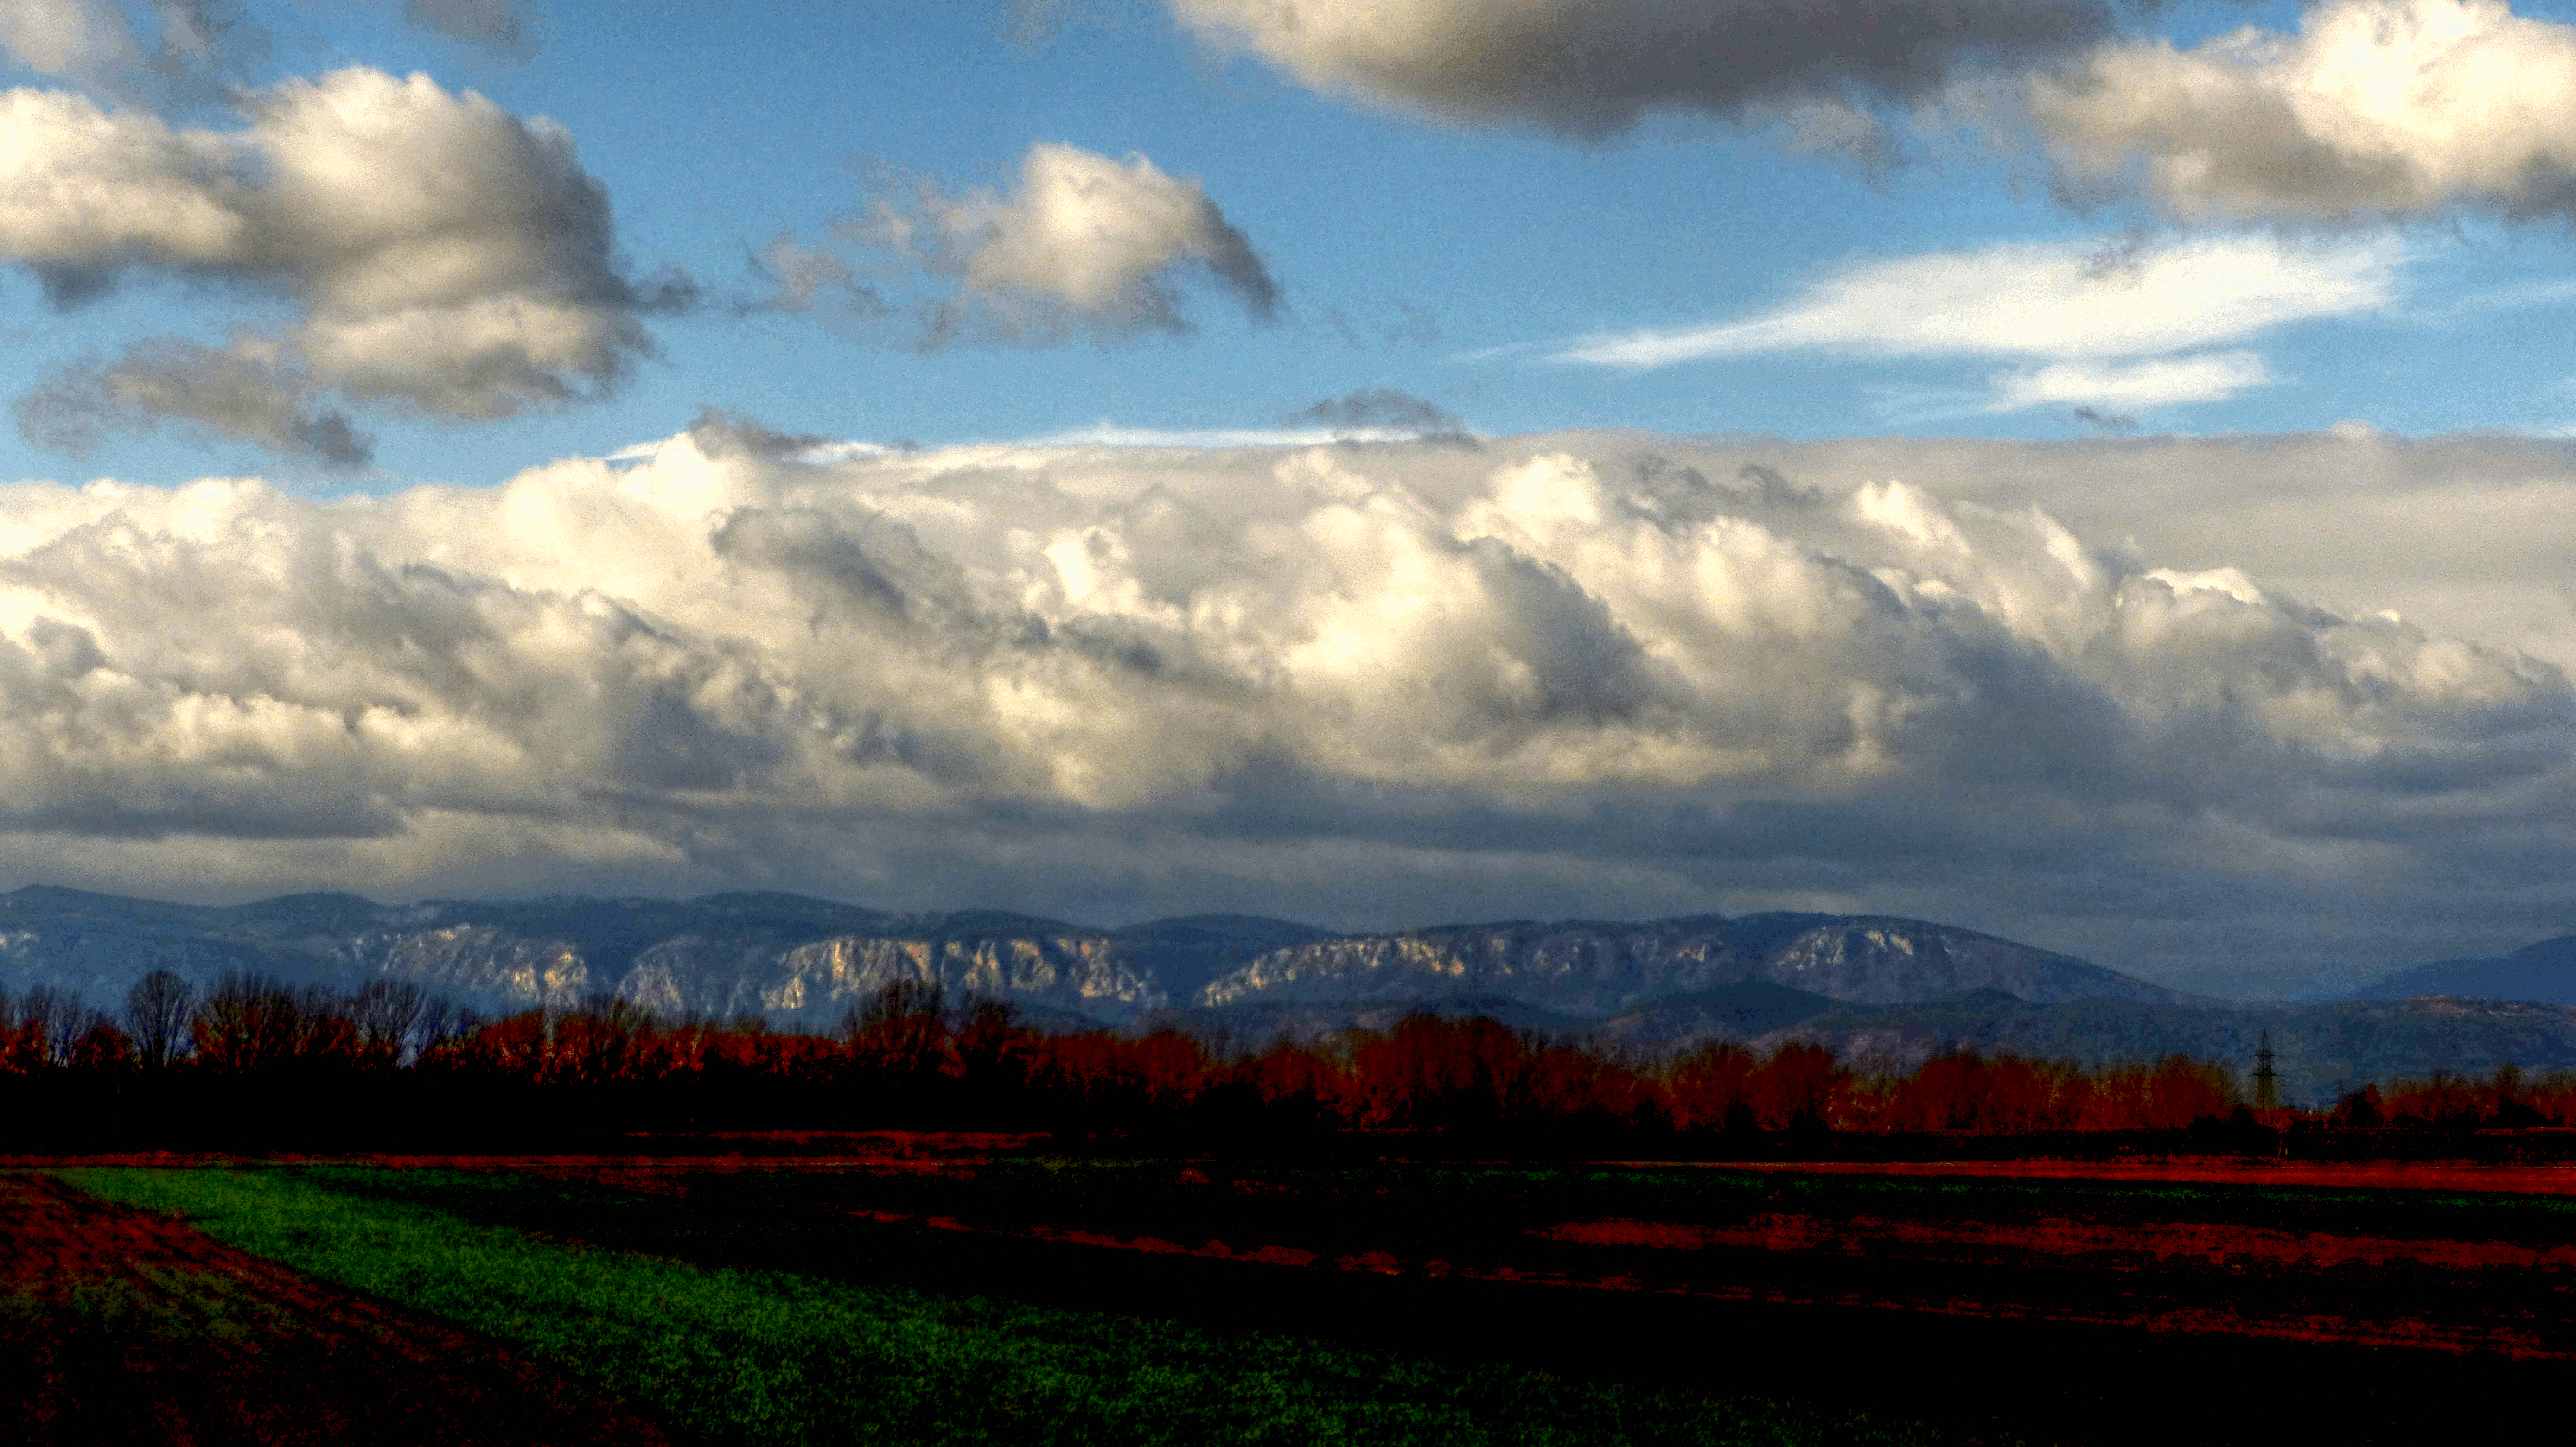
left=0, top=425, right=2568, bottom=990
left=0, top=66, right=680, bottom=466
left=2034, top=0, right=2576, bottom=223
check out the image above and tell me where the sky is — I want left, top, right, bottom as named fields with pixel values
left=2, top=0, right=2575, bottom=996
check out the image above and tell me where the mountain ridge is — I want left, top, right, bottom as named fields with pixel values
left=2352, top=937, right=2576, bottom=1007
left=0, top=885, right=2191, bottom=1028
left=8, top=884, right=2570, bottom=1104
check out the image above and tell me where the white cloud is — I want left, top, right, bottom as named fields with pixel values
left=2034, top=0, right=2576, bottom=223
left=837, top=142, right=1276, bottom=348
left=1984, top=351, right=2270, bottom=413
left=1558, top=232, right=2400, bottom=368
left=1163, top=0, right=2114, bottom=141
left=0, top=424, right=2569, bottom=985
left=0, top=67, right=683, bottom=466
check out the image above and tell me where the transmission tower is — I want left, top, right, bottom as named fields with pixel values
left=2253, top=1030, right=2280, bottom=1112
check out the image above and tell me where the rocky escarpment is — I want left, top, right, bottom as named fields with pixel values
left=761, top=930, right=1157, bottom=1019
left=1198, top=916, right=1742, bottom=1016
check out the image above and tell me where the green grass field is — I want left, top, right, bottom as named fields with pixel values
left=59, top=1167, right=1952, bottom=1447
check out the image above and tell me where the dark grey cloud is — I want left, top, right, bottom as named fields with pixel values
left=1287, top=386, right=1470, bottom=443
left=19, top=339, right=373, bottom=469
left=2070, top=405, right=2136, bottom=433
left=402, top=0, right=533, bottom=48
left=1167, top=0, right=2118, bottom=142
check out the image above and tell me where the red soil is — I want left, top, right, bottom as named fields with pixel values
left=1680, top=1155, right=2576, bottom=1195
left=1538, top=1212, right=2576, bottom=1276
left=818, top=1196, right=2576, bottom=1358
left=0, top=1173, right=674, bottom=1446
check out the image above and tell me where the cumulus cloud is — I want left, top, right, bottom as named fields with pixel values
left=839, top=142, right=1277, bottom=348
left=0, top=67, right=684, bottom=466
left=1163, top=0, right=2117, bottom=141
left=2033, top=0, right=2576, bottom=223
left=0, top=426, right=2569, bottom=988
left=1561, top=232, right=2399, bottom=368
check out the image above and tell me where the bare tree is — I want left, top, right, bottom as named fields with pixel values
left=191, top=973, right=344, bottom=1072
left=69, top=1011, right=130, bottom=1070
left=350, top=978, right=428, bottom=1067
left=126, top=971, right=196, bottom=1069
left=414, top=995, right=484, bottom=1059
left=20, top=987, right=84, bottom=1067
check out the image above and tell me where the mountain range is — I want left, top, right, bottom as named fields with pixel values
left=1, top=885, right=2570, bottom=1107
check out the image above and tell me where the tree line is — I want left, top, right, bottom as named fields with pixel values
left=3, top=973, right=2569, bottom=1140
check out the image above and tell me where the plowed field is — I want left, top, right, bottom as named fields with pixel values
left=0, top=1173, right=673, bottom=1447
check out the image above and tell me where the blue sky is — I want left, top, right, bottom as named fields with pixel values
left=3, top=0, right=2576, bottom=991
left=11, top=0, right=2576, bottom=489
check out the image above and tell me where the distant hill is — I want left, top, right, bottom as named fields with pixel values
left=0, top=889, right=2196, bottom=1032
left=1747, top=995, right=2576, bottom=1109
left=36, top=884, right=2570, bottom=1103
left=2354, top=937, right=2576, bottom=1007
left=1198, top=914, right=2187, bottom=1016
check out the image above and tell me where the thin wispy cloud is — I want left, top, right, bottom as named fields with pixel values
left=1984, top=352, right=2271, bottom=414
left=1556, top=233, right=2402, bottom=369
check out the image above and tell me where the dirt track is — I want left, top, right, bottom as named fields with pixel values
left=0, top=1173, right=671, bottom=1447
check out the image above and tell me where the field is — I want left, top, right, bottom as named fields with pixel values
left=9, top=1157, right=1949, bottom=1447
left=12, top=1136, right=2576, bottom=1444
left=0, top=1172, right=673, bottom=1445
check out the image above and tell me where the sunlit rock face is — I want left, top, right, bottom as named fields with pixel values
left=360, top=925, right=593, bottom=1012
left=766, top=932, right=1158, bottom=1019
left=1199, top=918, right=1746, bottom=1015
